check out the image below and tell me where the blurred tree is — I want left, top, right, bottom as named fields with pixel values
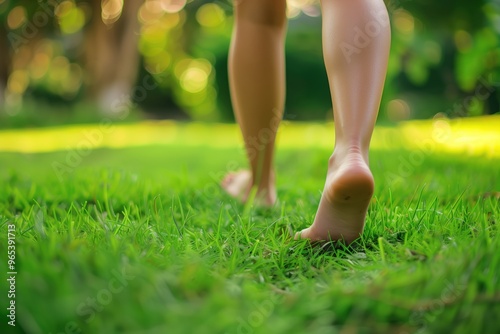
left=0, top=0, right=16, bottom=109
left=0, top=0, right=46, bottom=111
left=0, top=23, right=9, bottom=107
left=84, top=0, right=143, bottom=114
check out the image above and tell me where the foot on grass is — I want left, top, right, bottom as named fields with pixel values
left=221, top=170, right=276, bottom=207
left=296, top=150, right=374, bottom=245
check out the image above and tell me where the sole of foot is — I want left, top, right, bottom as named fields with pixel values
left=296, top=152, right=374, bottom=245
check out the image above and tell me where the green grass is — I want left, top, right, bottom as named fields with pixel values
left=0, top=120, right=499, bottom=334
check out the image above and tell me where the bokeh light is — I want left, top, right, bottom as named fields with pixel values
left=180, top=67, right=208, bottom=93
left=7, top=6, right=26, bottom=30
left=393, top=9, right=415, bottom=36
left=7, top=70, right=29, bottom=95
left=387, top=99, right=411, bottom=122
left=56, top=1, right=86, bottom=34
left=176, top=58, right=212, bottom=93
left=196, top=4, right=225, bottom=28
left=102, top=0, right=124, bottom=26
left=160, top=0, right=187, bottom=14
left=287, top=0, right=319, bottom=19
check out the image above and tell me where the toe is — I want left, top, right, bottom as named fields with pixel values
left=295, top=228, right=308, bottom=240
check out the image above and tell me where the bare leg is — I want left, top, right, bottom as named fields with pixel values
left=221, top=0, right=287, bottom=206
left=298, top=0, right=391, bottom=244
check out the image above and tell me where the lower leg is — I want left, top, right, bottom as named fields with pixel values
left=223, top=0, right=287, bottom=205
left=299, top=0, right=391, bottom=243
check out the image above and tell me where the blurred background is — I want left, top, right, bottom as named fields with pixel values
left=0, top=0, right=499, bottom=128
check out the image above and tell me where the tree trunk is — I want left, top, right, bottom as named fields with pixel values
left=0, top=24, right=10, bottom=110
left=85, top=0, right=143, bottom=115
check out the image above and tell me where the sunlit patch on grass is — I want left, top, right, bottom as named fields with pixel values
left=0, top=116, right=499, bottom=158
left=395, top=116, right=500, bottom=158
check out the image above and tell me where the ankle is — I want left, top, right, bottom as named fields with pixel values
left=329, top=145, right=369, bottom=169
left=252, top=176, right=277, bottom=206
left=250, top=170, right=275, bottom=191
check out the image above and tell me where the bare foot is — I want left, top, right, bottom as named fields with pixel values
left=297, top=150, right=374, bottom=244
left=221, top=170, right=277, bottom=207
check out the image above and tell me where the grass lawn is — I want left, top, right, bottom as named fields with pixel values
left=0, top=117, right=499, bottom=334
